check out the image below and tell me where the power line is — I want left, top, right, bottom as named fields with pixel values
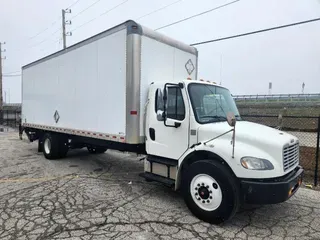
left=26, top=0, right=81, bottom=41
left=3, top=70, right=20, bottom=75
left=136, top=0, right=185, bottom=20
left=27, top=36, right=60, bottom=50
left=71, top=0, right=129, bottom=32
left=190, top=17, right=320, bottom=46
left=11, top=26, right=62, bottom=53
left=155, top=0, right=240, bottom=31
left=100, top=0, right=129, bottom=17
left=3, top=75, right=21, bottom=77
left=20, top=1, right=80, bottom=47
left=70, top=0, right=103, bottom=20
left=27, top=19, right=60, bottom=41
left=67, top=0, right=82, bottom=9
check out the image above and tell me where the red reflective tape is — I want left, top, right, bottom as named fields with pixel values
left=106, top=135, right=109, bottom=138
left=130, top=111, right=138, bottom=115
left=93, top=133, right=96, bottom=135
left=112, top=136, right=117, bottom=139
left=120, top=137, right=125, bottom=140
left=99, top=134, right=103, bottom=137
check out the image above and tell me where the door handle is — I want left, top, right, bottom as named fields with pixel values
left=174, top=122, right=181, bottom=128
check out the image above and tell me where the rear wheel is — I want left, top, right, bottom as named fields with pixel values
left=87, top=146, right=107, bottom=154
left=183, top=160, right=240, bottom=224
left=42, top=133, right=68, bottom=159
left=58, top=136, right=69, bottom=158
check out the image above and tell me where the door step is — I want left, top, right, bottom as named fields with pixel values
left=147, top=155, right=178, bottom=166
left=139, top=172, right=175, bottom=187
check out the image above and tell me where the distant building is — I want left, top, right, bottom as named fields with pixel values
left=1, top=103, right=21, bottom=127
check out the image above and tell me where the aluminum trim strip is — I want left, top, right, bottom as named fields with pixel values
left=125, top=33, right=142, bottom=144
left=22, top=123, right=126, bottom=143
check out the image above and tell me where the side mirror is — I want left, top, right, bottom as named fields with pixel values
left=156, top=110, right=164, bottom=121
left=227, top=112, right=236, bottom=127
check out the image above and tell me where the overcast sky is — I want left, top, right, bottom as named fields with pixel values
left=1, top=0, right=320, bottom=103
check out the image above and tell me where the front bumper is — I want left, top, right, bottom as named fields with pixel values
left=240, top=166, right=304, bottom=204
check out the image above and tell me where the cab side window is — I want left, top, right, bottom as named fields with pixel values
left=167, top=87, right=185, bottom=120
left=155, top=89, right=164, bottom=112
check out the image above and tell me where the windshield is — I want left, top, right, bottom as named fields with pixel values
left=188, top=83, right=241, bottom=124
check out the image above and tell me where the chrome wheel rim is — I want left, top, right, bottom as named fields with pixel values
left=44, top=138, right=51, bottom=154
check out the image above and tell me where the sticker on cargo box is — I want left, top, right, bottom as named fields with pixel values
left=185, top=59, right=195, bottom=75
left=54, top=110, right=60, bottom=123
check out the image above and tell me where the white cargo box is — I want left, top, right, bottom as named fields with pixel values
left=22, top=20, right=198, bottom=144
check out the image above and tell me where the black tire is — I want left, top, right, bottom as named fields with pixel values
left=87, top=146, right=107, bottom=154
left=182, top=160, right=240, bottom=224
left=58, top=137, right=69, bottom=158
left=42, top=133, right=69, bottom=160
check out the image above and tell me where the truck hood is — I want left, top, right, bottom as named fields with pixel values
left=197, top=121, right=297, bottom=147
left=197, top=121, right=299, bottom=174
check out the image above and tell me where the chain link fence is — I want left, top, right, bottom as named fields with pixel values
left=241, top=114, right=320, bottom=186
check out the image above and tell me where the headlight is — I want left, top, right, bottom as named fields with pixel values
left=240, top=157, right=274, bottom=170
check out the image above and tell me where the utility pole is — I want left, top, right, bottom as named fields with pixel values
left=0, top=42, right=6, bottom=124
left=62, top=9, right=66, bottom=49
left=62, top=9, right=72, bottom=49
left=219, top=54, right=223, bottom=85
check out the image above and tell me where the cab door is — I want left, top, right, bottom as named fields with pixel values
left=145, top=83, right=190, bottom=160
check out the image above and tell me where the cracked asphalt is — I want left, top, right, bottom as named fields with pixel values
left=1, top=130, right=320, bottom=240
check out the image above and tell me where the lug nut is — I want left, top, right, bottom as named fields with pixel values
left=195, top=192, right=198, bottom=196
left=197, top=183, right=200, bottom=187
left=202, top=200, right=205, bottom=203
left=206, top=185, right=209, bottom=188
left=195, top=187, right=198, bottom=190
left=207, top=200, right=210, bottom=203
left=209, top=190, right=212, bottom=193
left=202, top=183, right=205, bottom=186
left=197, top=197, right=201, bottom=201
left=209, top=196, right=212, bottom=199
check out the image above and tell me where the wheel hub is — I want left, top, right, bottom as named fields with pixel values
left=190, top=174, right=222, bottom=211
left=198, top=186, right=210, bottom=199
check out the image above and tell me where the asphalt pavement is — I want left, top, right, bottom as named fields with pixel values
left=1, top=131, right=320, bottom=240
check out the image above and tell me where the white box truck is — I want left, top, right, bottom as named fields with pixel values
left=21, top=20, right=304, bottom=224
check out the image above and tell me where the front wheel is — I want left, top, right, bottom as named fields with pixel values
left=183, top=160, right=240, bottom=224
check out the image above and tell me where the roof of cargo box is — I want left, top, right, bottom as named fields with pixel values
left=22, top=20, right=198, bottom=69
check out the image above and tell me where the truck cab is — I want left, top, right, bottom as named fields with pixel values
left=142, top=79, right=304, bottom=223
